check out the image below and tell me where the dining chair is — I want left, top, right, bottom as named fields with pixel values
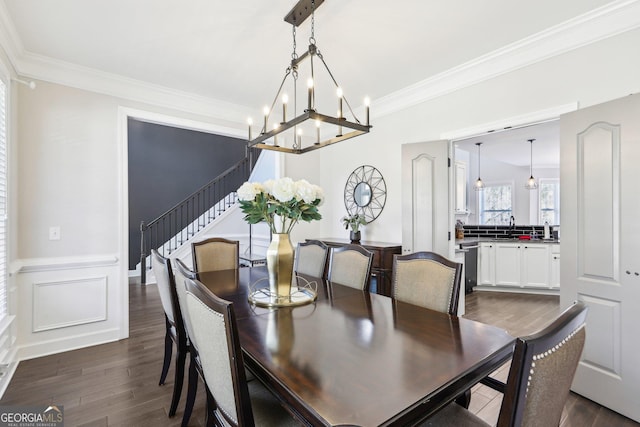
left=326, top=244, right=374, bottom=290
left=192, top=237, right=239, bottom=274
left=183, top=278, right=301, bottom=427
left=151, top=249, right=188, bottom=418
left=172, top=258, right=199, bottom=427
left=294, top=239, right=329, bottom=278
left=391, top=251, right=463, bottom=315
left=420, top=302, right=588, bottom=427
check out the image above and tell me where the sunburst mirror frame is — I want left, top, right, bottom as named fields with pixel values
left=344, top=165, right=387, bottom=223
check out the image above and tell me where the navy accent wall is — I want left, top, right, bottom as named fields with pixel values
left=128, top=118, right=246, bottom=269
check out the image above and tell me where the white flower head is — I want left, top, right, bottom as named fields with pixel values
left=313, top=184, right=324, bottom=205
left=262, top=179, right=275, bottom=195
left=237, top=181, right=260, bottom=201
left=271, top=177, right=296, bottom=202
left=295, top=179, right=317, bottom=203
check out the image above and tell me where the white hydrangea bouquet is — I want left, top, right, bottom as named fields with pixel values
left=237, top=177, right=323, bottom=234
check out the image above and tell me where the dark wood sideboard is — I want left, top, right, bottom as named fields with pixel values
left=309, top=238, right=402, bottom=297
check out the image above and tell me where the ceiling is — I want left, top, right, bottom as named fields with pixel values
left=1, top=0, right=616, bottom=116
left=455, top=120, right=560, bottom=168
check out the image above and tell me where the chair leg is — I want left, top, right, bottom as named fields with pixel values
left=168, top=347, right=187, bottom=417
left=205, top=388, right=217, bottom=427
left=455, top=389, right=471, bottom=409
left=181, top=353, right=198, bottom=427
left=159, top=327, right=173, bottom=386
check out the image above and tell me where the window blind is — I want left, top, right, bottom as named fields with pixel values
left=0, top=79, right=7, bottom=319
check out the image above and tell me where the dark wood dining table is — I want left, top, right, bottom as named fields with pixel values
left=197, top=266, right=515, bottom=427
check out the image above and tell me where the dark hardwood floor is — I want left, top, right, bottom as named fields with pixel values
left=1, top=282, right=638, bottom=426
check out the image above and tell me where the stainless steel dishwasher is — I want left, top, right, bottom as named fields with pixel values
left=459, top=243, right=478, bottom=294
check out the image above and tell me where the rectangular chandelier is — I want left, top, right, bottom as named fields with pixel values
left=246, top=0, right=372, bottom=154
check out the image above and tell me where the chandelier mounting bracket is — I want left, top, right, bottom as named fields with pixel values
left=284, top=0, right=325, bottom=27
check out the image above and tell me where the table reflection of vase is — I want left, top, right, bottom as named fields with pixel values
left=266, top=233, right=294, bottom=299
left=266, top=309, right=294, bottom=362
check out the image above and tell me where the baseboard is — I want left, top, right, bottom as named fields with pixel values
left=0, top=356, right=19, bottom=399
left=474, top=285, right=559, bottom=296
left=16, top=327, right=123, bottom=362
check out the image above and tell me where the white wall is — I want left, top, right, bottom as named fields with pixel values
left=315, top=28, right=640, bottom=244
left=5, top=22, right=640, bottom=362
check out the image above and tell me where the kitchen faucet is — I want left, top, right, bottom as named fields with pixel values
left=508, top=216, right=515, bottom=237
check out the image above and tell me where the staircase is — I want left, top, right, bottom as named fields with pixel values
left=139, top=150, right=259, bottom=283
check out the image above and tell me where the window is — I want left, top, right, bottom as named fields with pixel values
left=480, top=183, right=513, bottom=225
left=539, top=179, right=560, bottom=225
left=0, top=77, right=6, bottom=319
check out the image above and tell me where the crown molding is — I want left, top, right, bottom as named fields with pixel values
left=373, top=0, right=640, bottom=118
left=13, top=50, right=253, bottom=123
left=1, top=1, right=639, bottom=124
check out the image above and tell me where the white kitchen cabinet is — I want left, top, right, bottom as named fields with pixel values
left=478, top=242, right=495, bottom=285
left=550, top=244, right=560, bottom=288
left=494, top=243, right=521, bottom=286
left=479, top=241, right=556, bottom=289
left=521, top=244, right=551, bottom=287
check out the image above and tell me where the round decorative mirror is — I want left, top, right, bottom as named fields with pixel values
left=344, top=165, right=387, bottom=223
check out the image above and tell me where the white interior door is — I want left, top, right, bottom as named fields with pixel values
left=401, top=140, right=451, bottom=257
left=560, top=94, right=640, bottom=422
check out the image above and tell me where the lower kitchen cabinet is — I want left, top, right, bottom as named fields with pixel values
left=478, top=242, right=495, bottom=285
left=479, top=241, right=559, bottom=290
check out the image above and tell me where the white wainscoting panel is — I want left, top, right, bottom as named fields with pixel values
left=32, top=276, right=108, bottom=332
left=14, top=254, right=124, bottom=361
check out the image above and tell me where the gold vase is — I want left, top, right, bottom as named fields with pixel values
left=266, top=233, right=294, bottom=299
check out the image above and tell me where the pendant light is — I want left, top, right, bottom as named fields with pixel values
left=475, top=142, right=485, bottom=191
left=246, top=0, right=371, bottom=154
left=525, top=138, right=538, bottom=190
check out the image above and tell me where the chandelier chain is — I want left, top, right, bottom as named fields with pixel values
left=310, top=0, right=316, bottom=45
left=291, top=25, right=298, bottom=61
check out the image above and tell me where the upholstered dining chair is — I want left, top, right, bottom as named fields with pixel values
left=326, top=244, right=374, bottom=291
left=172, top=258, right=199, bottom=426
left=183, top=278, right=301, bottom=427
left=391, top=251, right=463, bottom=315
left=151, top=249, right=188, bottom=418
left=294, top=240, right=329, bottom=278
left=192, top=237, right=239, bottom=274
left=420, top=301, right=588, bottom=427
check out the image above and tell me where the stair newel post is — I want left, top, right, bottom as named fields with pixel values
left=140, top=221, right=147, bottom=285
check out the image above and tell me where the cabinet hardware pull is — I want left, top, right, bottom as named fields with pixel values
left=626, top=271, right=631, bottom=275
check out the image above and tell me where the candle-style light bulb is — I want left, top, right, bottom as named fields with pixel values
left=262, top=106, right=269, bottom=134
left=273, top=123, right=280, bottom=146
left=247, top=117, right=253, bottom=141
left=282, top=94, right=288, bottom=123
left=307, top=78, right=314, bottom=111
left=315, top=120, right=321, bottom=144
left=297, top=128, right=303, bottom=147
left=336, top=87, right=344, bottom=119
left=364, top=97, right=370, bottom=126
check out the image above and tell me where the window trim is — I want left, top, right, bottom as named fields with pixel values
left=538, top=178, right=560, bottom=225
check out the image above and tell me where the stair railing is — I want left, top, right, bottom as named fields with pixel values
left=139, top=147, right=258, bottom=283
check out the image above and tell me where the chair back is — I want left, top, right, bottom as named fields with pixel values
left=294, top=240, right=329, bottom=278
left=497, top=302, right=588, bottom=427
left=151, top=250, right=186, bottom=343
left=391, top=251, right=462, bottom=315
left=184, top=278, right=254, bottom=427
left=173, top=257, right=197, bottom=348
left=327, top=244, right=374, bottom=290
left=192, top=237, right=239, bottom=274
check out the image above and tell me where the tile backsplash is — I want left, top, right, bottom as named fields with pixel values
left=462, top=224, right=553, bottom=239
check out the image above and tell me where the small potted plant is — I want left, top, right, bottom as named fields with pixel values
left=341, top=213, right=367, bottom=243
